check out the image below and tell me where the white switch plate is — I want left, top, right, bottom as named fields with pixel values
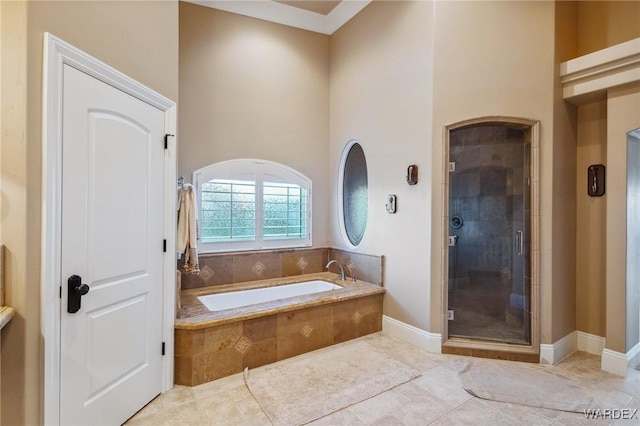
left=447, top=310, right=454, bottom=320
left=449, top=162, right=456, bottom=173
left=448, top=236, right=457, bottom=246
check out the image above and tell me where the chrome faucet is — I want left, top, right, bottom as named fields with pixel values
left=326, top=259, right=345, bottom=281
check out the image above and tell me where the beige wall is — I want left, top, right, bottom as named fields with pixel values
left=0, top=1, right=178, bottom=424
left=429, top=1, right=573, bottom=343
left=575, top=101, right=607, bottom=337
left=573, top=1, right=640, bottom=341
left=551, top=0, right=578, bottom=342
left=577, top=0, right=640, bottom=56
left=178, top=2, right=330, bottom=248
left=329, top=0, right=434, bottom=329
left=606, top=85, right=640, bottom=353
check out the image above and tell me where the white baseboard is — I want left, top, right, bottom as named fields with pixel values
left=382, top=315, right=442, bottom=354
left=576, top=331, right=606, bottom=355
left=631, top=342, right=640, bottom=371
left=540, top=331, right=577, bottom=365
left=602, top=342, right=640, bottom=377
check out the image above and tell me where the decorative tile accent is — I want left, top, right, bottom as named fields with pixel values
left=199, top=265, right=214, bottom=282
left=299, top=322, right=314, bottom=338
left=296, top=257, right=308, bottom=271
left=234, top=335, right=253, bottom=354
left=175, top=291, right=384, bottom=386
left=252, top=261, right=266, bottom=276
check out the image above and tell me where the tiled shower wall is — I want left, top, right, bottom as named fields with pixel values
left=448, top=125, right=528, bottom=309
left=178, top=247, right=383, bottom=290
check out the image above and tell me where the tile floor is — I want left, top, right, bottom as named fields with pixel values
left=126, top=332, right=640, bottom=425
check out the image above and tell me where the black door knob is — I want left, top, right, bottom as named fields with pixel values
left=75, top=283, right=90, bottom=296
left=68, top=275, right=90, bottom=313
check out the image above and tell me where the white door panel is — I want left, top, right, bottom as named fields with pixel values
left=60, top=64, right=164, bottom=426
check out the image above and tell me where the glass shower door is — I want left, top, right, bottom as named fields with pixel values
left=447, top=124, right=531, bottom=345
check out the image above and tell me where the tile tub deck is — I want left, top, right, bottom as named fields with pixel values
left=174, top=272, right=385, bottom=386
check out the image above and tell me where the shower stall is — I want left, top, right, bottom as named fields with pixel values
left=445, top=119, right=535, bottom=346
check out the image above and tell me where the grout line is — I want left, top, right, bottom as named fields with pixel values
left=425, top=397, right=477, bottom=425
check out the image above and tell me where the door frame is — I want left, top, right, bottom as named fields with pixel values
left=441, top=116, right=540, bottom=355
left=41, top=33, right=177, bottom=425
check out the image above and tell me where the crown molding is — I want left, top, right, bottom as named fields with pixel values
left=561, top=37, right=640, bottom=105
left=185, top=0, right=372, bottom=35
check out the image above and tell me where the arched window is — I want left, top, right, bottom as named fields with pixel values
left=193, top=159, right=312, bottom=252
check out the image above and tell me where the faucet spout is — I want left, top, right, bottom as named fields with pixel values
left=325, top=259, right=345, bottom=281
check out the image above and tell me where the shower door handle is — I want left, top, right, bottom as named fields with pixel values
left=515, top=231, right=523, bottom=256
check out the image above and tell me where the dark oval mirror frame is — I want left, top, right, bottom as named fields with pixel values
left=340, top=141, right=368, bottom=246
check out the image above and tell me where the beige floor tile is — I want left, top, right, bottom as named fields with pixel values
left=234, top=395, right=270, bottom=424
left=386, top=346, right=441, bottom=373
left=613, top=398, right=640, bottom=426
left=349, top=388, right=411, bottom=424
left=225, top=384, right=254, bottom=402
left=126, top=334, right=638, bottom=426
left=597, top=371, right=640, bottom=399
left=428, top=399, right=523, bottom=426
left=390, top=401, right=453, bottom=426
left=197, top=390, right=238, bottom=416
left=126, top=401, right=206, bottom=426
left=128, top=395, right=164, bottom=420
left=557, top=352, right=608, bottom=384
left=368, top=414, right=407, bottom=425
left=554, top=410, right=614, bottom=426
left=203, top=405, right=248, bottom=426
left=363, top=333, right=441, bottom=373
left=390, top=381, right=453, bottom=424
left=192, top=372, right=246, bottom=399
left=394, top=382, right=448, bottom=404
left=478, top=399, right=562, bottom=425
left=586, top=384, right=634, bottom=409
left=412, top=366, right=472, bottom=407
left=160, top=385, right=197, bottom=409
left=198, top=393, right=249, bottom=425
left=307, top=408, right=366, bottom=425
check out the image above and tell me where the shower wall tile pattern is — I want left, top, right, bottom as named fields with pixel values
left=448, top=124, right=530, bottom=343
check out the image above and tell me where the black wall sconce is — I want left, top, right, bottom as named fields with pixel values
left=406, top=164, right=418, bottom=185
left=588, top=164, right=605, bottom=197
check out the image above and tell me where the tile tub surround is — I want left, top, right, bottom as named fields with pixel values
left=174, top=273, right=384, bottom=386
left=178, top=247, right=384, bottom=290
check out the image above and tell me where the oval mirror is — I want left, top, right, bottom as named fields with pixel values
left=341, top=141, right=368, bottom=246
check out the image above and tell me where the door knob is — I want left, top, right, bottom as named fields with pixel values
left=68, top=275, right=90, bottom=313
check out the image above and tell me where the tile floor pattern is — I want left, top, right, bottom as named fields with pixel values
left=126, top=332, right=640, bottom=426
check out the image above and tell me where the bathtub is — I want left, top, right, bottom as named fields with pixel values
left=197, top=280, right=342, bottom=312
left=175, top=272, right=385, bottom=386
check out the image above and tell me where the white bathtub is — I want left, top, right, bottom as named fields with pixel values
left=197, top=280, right=342, bottom=312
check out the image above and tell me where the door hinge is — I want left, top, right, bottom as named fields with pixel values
left=59, top=286, right=62, bottom=299
left=162, top=342, right=166, bottom=356
left=164, top=134, right=174, bottom=150
left=163, top=239, right=167, bottom=252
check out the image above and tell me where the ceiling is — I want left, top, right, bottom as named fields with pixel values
left=184, top=1, right=372, bottom=35
left=275, top=1, right=342, bottom=16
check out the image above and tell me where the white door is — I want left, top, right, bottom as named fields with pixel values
left=60, top=64, right=165, bottom=425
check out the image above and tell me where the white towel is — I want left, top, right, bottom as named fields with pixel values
left=177, top=183, right=199, bottom=274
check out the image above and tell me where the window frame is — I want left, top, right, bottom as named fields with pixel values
left=193, top=159, right=312, bottom=253
left=338, top=140, right=368, bottom=248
